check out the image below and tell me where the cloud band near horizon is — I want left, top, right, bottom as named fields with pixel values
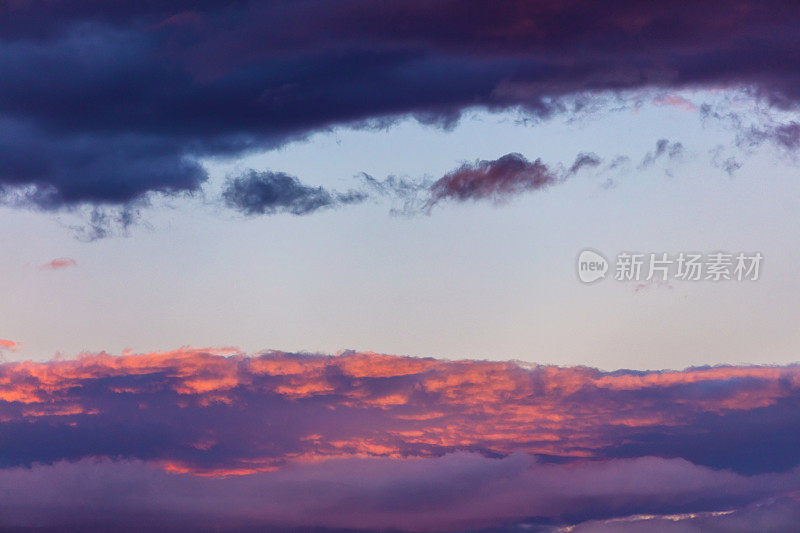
left=2, top=348, right=800, bottom=531
left=2, top=348, right=800, bottom=475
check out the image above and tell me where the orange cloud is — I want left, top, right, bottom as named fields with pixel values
left=0, top=348, right=797, bottom=476
left=40, top=258, right=77, bottom=270
left=0, top=339, right=19, bottom=351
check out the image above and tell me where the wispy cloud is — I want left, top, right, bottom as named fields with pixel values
left=0, top=339, right=18, bottom=351
left=362, top=151, right=606, bottom=214
left=229, top=151, right=604, bottom=217
left=653, top=94, right=698, bottom=112
left=639, top=139, right=684, bottom=169
left=222, top=170, right=367, bottom=216
left=39, top=258, right=77, bottom=270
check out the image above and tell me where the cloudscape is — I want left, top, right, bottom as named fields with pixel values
left=5, top=348, right=800, bottom=531
left=3, top=1, right=800, bottom=532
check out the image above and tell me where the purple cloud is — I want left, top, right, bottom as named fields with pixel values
left=426, top=153, right=558, bottom=206
left=2, top=348, right=800, bottom=530
left=1, top=454, right=799, bottom=531
left=1, top=349, right=800, bottom=475
left=3, top=2, right=800, bottom=208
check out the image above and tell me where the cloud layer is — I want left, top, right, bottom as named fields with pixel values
left=4, top=454, right=800, bottom=532
left=2, top=349, right=800, bottom=530
left=4, top=349, right=800, bottom=475
left=3, top=1, right=800, bottom=207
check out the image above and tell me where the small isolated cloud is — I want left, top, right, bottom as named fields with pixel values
left=639, top=139, right=684, bottom=169
left=60, top=205, right=142, bottom=242
left=568, top=152, right=603, bottom=175
left=222, top=170, right=367, bottom=216
left=426, top=153, right=558, bottom=207
left=711, top=146, right=744, bottom=176
left=607, top=155, right=631, bottom=170
left=361, top=172, right=431, bottom=215
left=0, top=339, right=18, bottom=351
left=653, top=94, right=697, bottom=112
left=40, top=258, right=77, bottom=270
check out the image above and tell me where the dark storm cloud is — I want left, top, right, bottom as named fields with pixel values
left=222, top=170, right=366, bottom=216
left=3, top=1, right=800, bottom=207
left=0, top=119, right=208, bottom=208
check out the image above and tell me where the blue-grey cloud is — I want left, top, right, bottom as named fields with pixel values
left=568, top=152, right=603, bottom=175
left=639, top=139, right=684, bottom=169
left=222, top=170, right=367, bottom=216
left=3, top=2, right=800, bottom=208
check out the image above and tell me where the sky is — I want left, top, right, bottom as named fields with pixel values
left=3, top=97, right=800, bottom=370
left=2, top=1, right=800, bottom=531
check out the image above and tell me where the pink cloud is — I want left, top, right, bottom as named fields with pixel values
left=39, top=258, right=77, bottom=270
left=426, top=153, right=558, bottom=207
left=0, top=348, right=797, bottom=475
left=653, top=94, right=698, bottom=112
left=0, top=339, right=19, bottom=351
left=0, top=348, right=799, bottom=530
